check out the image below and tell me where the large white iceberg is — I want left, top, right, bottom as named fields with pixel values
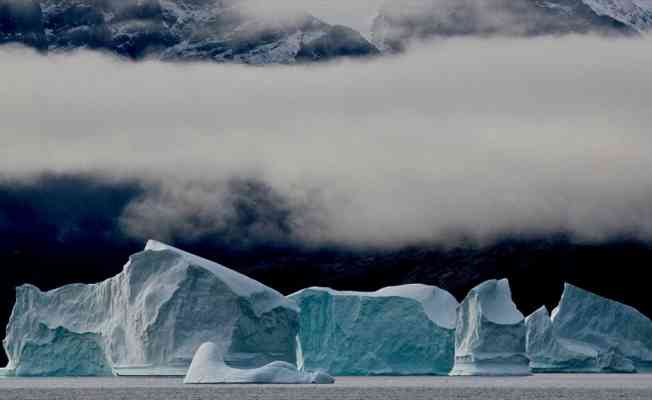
left=2, top=240, right=300, bottom=377
left=184, top=342, right=334, bottom=384
left=289, top=284, right=458, bottom=375
left=450, top=279, right=530, bottom=376
left=543, top=283, right=652, bottom=372
left=526, top=305, right=635, bottom=373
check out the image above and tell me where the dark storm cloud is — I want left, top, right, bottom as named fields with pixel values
left=0, top=173, right=142, bottom=248
left=0, top=173, right=315, bottom=252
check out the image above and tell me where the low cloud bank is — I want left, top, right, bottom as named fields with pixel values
left=2, top=35, right=652, bottom=248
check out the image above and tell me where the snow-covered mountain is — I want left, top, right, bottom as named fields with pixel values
left=2, top=0, right=650, bottom=61
left=371, top=0, right=642, bottom=51
left=582, top=0, right=652, bottom=32
left=0, top=0, right=379, bottom=63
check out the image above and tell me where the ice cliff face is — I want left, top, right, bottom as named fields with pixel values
left=289, top=284, right=459, bottom=375
left=371, top=0, right=637, bottom=51
left=526, top=306, right=635, bottom=372
left=184, top=341, right=334, bottom=384
left=450, top=279, right=530, bottom=376
left=2, top=240, right=300, bottom=376
left=7, top=325, right=113, bottom=377
left=0, top=0, right=378, bottom=63
left=549, top=283, right=652, bottom=372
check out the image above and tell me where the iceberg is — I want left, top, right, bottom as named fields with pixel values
left=526, top=306, right=634, bottom=373
left=450, top=279, right=530, bottom=376
left=7, top=325, right=113, bottom=377
left=549, top=283, right=652, bottom=372
left=289, top=284, right=458, bottom=375
left=184, top=342, right=334, bottom=384
left=2, top=240, right=300, bottom=377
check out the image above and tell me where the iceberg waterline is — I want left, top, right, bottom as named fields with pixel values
left=3, top=240, right=652, bottom=378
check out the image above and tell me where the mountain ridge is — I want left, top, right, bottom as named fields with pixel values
left=0, top=0, right=379, bottom=63
left=371, top=0, right=647, bottom=51
left=3, top=0, right=651, bottom=62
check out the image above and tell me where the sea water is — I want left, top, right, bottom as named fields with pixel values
left=1, top=375, right=651, bottom=400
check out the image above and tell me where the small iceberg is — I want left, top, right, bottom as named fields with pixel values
left=184, top=342, right=334, bottom=384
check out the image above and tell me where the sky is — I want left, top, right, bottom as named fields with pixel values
left=2, top=35, right=652, bottom=249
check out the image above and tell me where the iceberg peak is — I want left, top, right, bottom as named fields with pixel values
left=551, top=282, right=652, bottom=371
left=139, top=240, right=297, bottom=312
left=475, top=278, right=524, bottom=325
left=3, top=241, right=300, bottom=377
left=450, top=278, right=530, bottom=376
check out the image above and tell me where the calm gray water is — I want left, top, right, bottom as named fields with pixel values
left=1, top=375, right=651, bottom=400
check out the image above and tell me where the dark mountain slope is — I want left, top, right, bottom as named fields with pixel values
left=0, top=0, right=379, bottom=63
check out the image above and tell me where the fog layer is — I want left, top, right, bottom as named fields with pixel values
left=2, top=35, right=652, bottom=247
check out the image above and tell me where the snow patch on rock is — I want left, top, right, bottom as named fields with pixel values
left=582, top=0, right=652, bottom=31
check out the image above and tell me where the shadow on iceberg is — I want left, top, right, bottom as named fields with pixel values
left=184, top=342, right=334, bottom=384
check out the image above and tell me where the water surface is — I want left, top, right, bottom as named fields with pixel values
left=1, top=374, right=651, bottom=399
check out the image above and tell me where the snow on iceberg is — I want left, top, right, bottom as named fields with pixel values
left=549, top=283, right=652, bottom=372
left=526, top=306, right=634, bottom=373
left=450, top=279, right=530, bottom=376
left=2, top=240, right=300, bottom=377
left=184, top=342, right=334, bottom=384
left=289, top=284, right=458, bottom=375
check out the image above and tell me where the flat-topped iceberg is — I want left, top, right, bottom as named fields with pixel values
left=289, top=284, right=458, bottom=375
left=450, top=279, right=530, bottom=376
left=184, top=342, right=334, bottom=384
left=2, top=240, right=300, bottom=377
left=540, top=283, right=652, bottom=372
